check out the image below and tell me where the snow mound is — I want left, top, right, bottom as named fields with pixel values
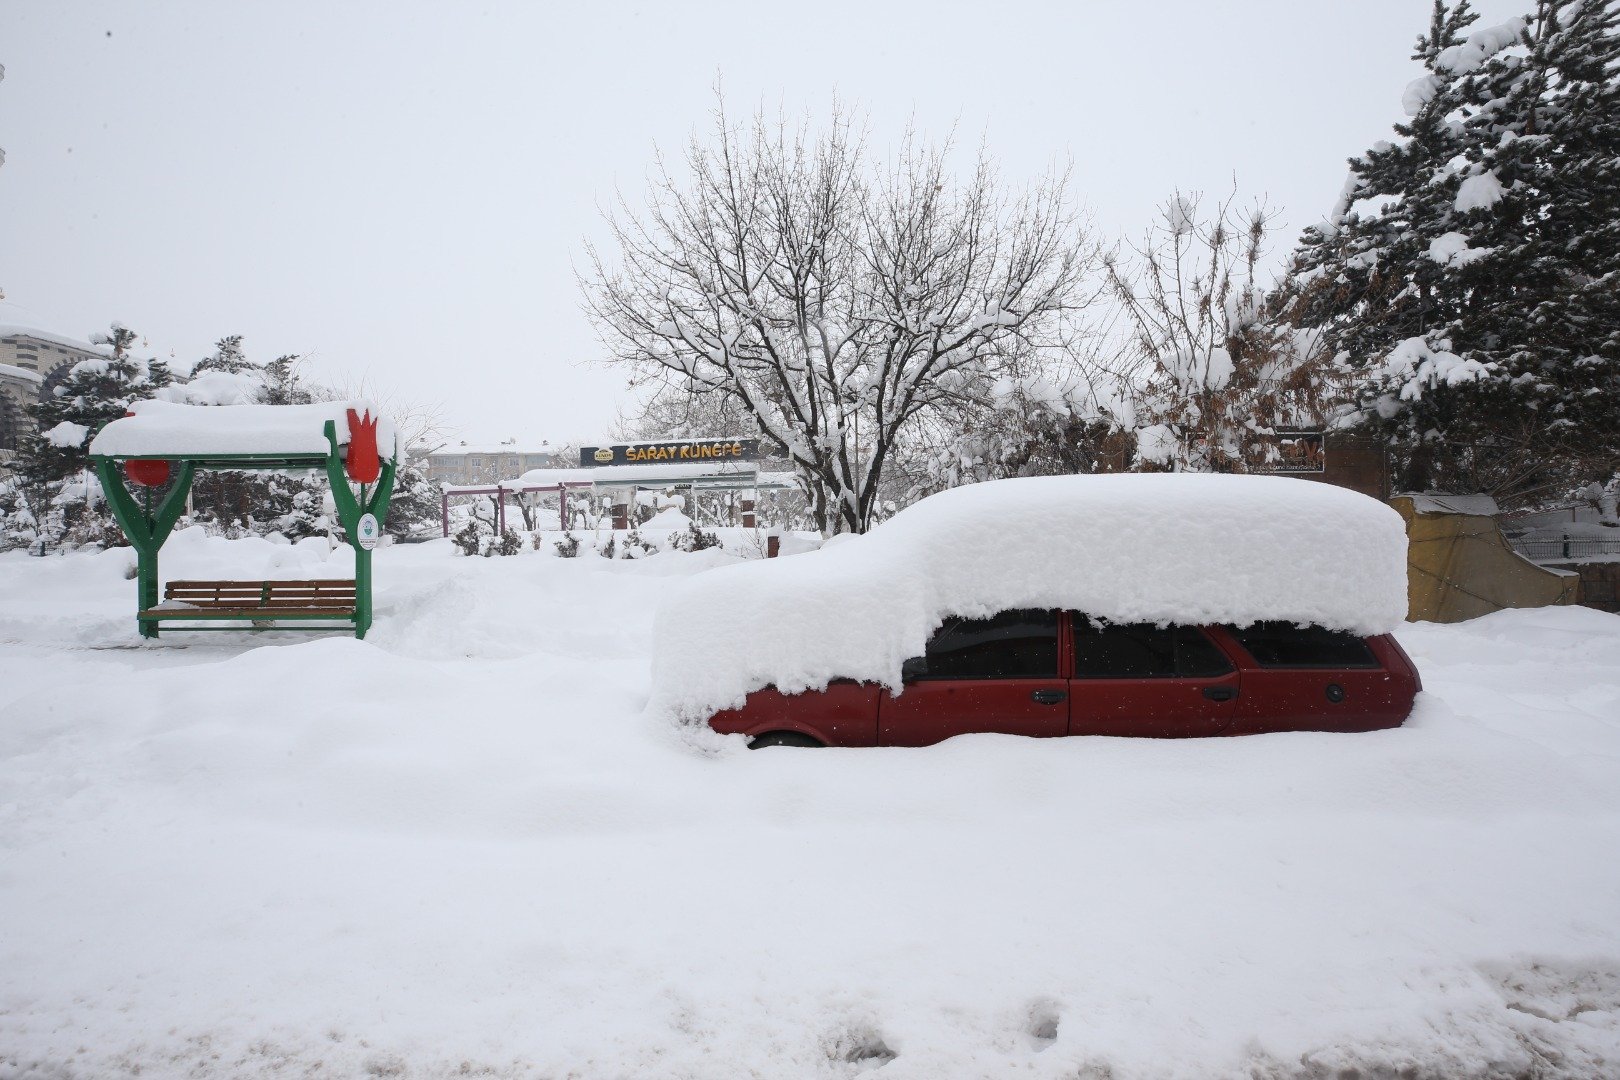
left=650, top=474, right=1409, bottom=720
left=1455, top=170, right=1505, bottom=212
left=1436, top=17, right=1528, bottom=74
left=43, top=420, right=90, bottom=448
left=1428, top=230, right=1492, bottom=266
left=88, top=398, right=400, bottom=459
left=158, top=368, right=269, bottom=406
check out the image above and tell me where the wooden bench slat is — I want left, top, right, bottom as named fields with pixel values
left=165, top=580, right=357, bottom=590
left=160, top=599, right=354, bottom=608
left=142, top=608, right=356, bottom=619
left=153, top=579, right=359, bottom=625
left=173, top=596, right=357, bottom=603
left=167, top=592, right=358, bottom=599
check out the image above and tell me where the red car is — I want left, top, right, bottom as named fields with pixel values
left=709, top=610, right=1421, bottom=747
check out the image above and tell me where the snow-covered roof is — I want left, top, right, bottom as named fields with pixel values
left=650, top=474, right=1410, bottom=720
left=431, top=442, right=559, bottom=457
left=515, top=463, right=796, bottom=488
left=0, top=324, right=104, bottom=355
left=88, top=399, right=400, bottom=461
left=1397, top=493, right=1500, bottom=517
left=0, top=362, right=44, bottom=384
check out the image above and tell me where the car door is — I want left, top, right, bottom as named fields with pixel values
left=1213, top=623, right=1406, bottom=734
left=878, top=609, right=1068, bottom=747
left=1068, top=617, right=1239, bottom=738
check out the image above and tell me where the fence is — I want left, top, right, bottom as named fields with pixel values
left=1508, top=536, right=1620, bottom=562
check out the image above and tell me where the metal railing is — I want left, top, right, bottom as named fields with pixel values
left=1508, top=536, right=1620, bottom=562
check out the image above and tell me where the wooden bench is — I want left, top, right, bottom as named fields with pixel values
left=140, top=579, right=358, bottom=631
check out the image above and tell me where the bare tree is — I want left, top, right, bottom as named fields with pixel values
left=584, top=98, right=1095, bottom=533
left=1097, top=188, right=1341, bottom=472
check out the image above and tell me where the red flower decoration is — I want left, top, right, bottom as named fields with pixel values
left=126, top=459, right=172, bottom=487
left=345, top=408, right=381, bottom=484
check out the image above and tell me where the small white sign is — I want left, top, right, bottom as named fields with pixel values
left=356, top=513, right=381, bottom=551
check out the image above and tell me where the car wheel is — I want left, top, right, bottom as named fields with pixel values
left=746, top=731, right=823, bottom=749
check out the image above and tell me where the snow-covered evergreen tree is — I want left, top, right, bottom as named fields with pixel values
left=3, top=324, right=173, bottom=551
left=262, top=355, right=315, bottom=406
left=191, top=335, right=255, bottom=376
left=384, top=462, right=441, bottom=540
left=16, top=323, right=174, bottom=488
left=1291, top=0, right=1620, bottom=502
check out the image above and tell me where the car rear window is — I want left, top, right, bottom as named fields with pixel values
left=1072, top=620, right=1233, bottom=678
left=1225, top=622, right=1380, bottom=668
left=919, top=609, right=1060, bottom=679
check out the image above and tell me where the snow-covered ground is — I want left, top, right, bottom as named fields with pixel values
left=2, top=538, right=1619, bottom=1079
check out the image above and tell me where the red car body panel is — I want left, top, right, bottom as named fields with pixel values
left=878, top=677, right=1070, bottom=746
left=1069, top=666, right=1240, bottom=738
left=708, top=681, right=881, bottom=746
left=708, top=613, right=1420, bottom=747
left=1211, top=628, right=1420, bottom=736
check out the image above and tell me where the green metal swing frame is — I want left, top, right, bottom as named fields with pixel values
left=91, top=419, right=396, bottom=639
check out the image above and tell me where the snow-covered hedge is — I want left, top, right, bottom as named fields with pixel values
left=650, top=474, right=1409, bottom=720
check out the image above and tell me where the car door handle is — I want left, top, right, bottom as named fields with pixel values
left=1031, top=689, right=1067, bottom=705
left=1202, top=686, right=1237, bottom=701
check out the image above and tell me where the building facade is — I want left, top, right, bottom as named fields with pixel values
left=0, top=328, right=103, bottom=470
left=423, top=440, right=561, bottom=486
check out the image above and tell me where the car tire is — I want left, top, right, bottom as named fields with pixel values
left=746, top=731, right=823, bottom=750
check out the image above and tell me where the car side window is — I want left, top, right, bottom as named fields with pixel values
left=1072, top=619, right=1234, bottom=679
left=914, top=609, right=1060, bottom=680
left=1225, top=622, right=1379, bottom=668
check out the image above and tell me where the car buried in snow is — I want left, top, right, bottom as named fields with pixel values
left=708, top=611, right=1421, bottom=747
left=649, top=473, right=1421, bottom=748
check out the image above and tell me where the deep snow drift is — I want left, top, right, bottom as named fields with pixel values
left=1, top=538, right=1618, bottom=1079
left=652, top=474, right=1409, bottom=720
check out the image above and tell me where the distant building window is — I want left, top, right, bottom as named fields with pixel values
left=470, top=457, right=482, bottom=466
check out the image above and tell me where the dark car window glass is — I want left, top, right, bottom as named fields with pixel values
left=1073, top=620, right=1233, bottom=679
left=1175, top=626, right=1235, bottom=677
left=917, top=609, right=1059, bottom=680
left=1226, top=622, right=1379, bottom=668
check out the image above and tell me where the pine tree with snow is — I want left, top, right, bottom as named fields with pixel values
left=16, top=323, right=174, bottom=488
left=383, top=462, right=441, bottom=540
left=1289, top=0, right=1620, bottom=502
left=191, top=334, right=255, bottom=376
left=262, top=354, right=314, bottom=406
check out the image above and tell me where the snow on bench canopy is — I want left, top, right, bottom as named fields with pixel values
left=650, top=473, right=1410, bottom=721
left=87, top=399, right=400, bottom=462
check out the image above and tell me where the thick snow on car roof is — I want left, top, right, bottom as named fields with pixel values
left=651, top=473, right=1409, bottom=720
left=88, top=399, right=400, bottom=459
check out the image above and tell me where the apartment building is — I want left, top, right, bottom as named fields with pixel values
left=423, top=440, right=561, bottom=486
left=0, top=327, right=103, bottom=467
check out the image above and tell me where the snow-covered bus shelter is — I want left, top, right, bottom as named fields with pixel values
left=439, top=459, right=797, bottom=536
left=88, top=400, right=399, bottom=639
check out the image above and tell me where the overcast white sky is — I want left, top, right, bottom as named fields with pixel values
left=0, top=0, right=1523, bottom=446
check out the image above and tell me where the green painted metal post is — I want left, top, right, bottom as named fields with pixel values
left=94, top=458, right=195, bottom=639
left=136, top=549, right=160, bottom=637
left=323, top=422, right=396, bottom=640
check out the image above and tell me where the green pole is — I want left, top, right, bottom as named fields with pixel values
left=94, top=458, right=195, bottom=640
left=323, top=422, right=395, bottom=640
